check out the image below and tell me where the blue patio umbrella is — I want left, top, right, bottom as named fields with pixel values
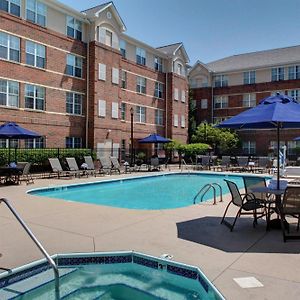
left=139, top=133, right=171, bottom=144
left=0, top=122, right=41, bottom=163
left=217, top=93, right=300, bottom=189
left=293, top=137, right=300, bottom=141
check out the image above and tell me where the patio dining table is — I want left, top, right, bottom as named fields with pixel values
left=252, top=186, right=286, bottom=230
left=0, top=166, right=23, bottom=185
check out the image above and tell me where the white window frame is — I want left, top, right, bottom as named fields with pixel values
left=154, top=82, right=163, bottom=99
left=24, top=84, right=45, bottom=111
left=98, top=99, right=106, bottom=117
left=121, top=70, right=127, bottom=89
left=112, top=67, right=119, bottom=84
left=214, top=95, right=228, bottom=109
left=119, top=39, right=126, bottom=58
left=26, top=0, right=47, bottom=27
left=111, top=102, right=118, bottom=119
left=25, top=41, right=46, bottom=68
left=0, top=0, right=21, bottom=17
left=243, top=70, right=256, bottom=84
left=155, top=109, right=163, bottom=125
left=0, top=32, right=20, bottom=62
left=135, top=106, right=146, bottom=123
left=181, top=115, right=185, bottom=128
left=66, top=137, right=82, bottom=149
left=120, top=102, right=126, bottom=120
left=25, top=137, right=45, bottom=149
left=66, top=54, right=83, bottom=78
left=242, top=141, right=256, bottom=155
left=242, top=93, right=256, bottom=107
left=214, top=75, right=228, bottom=87
left=136, top=76, right=146, bottom=94
left=154, top=56, right=163, bottom=72
left=288, top=89, right=300, bottom=101
left=136, top=47, right=146, bottom=65
left=66, top=16, right=82, bottom=41
left=0, top=79, right=19, bottom=107
left=271, top=67, right=285, bottom=81
left=181, top=90, right=186, bottom=103
left=288, top=65, right=300, bottom=80
left=173, top=114, right=178, bottom=127
left=105, top=29, right=112, bottom=47
left=66, top=92, right=82, bottom=115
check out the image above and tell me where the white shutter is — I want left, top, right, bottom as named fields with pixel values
left=112, top=143, right=119, bottom=157
left=181, top=90, right=186, bottom=102
left=98, top=100, right=106, bottom=117
left=98, top=63, right=106, bottom=81
left=181, top=115, right=185, bottom=128
left=201, top=99, right=208, bottom=109
left=174, top=88, right=179, bottom=101
left=112, top=68, right=119, bottom=84
left=98, top=27, right=106, bottom=44
left=174, top=114, right=178, bottom=127
left=112, top=102, right=118, bottom=119
left=112, top=32, right=119, bottom=49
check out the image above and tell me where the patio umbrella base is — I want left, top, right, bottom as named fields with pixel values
left=268, top=218, right=289, bottom=230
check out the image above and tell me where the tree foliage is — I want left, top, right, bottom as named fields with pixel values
left=191, top=123, right=240, bottom=154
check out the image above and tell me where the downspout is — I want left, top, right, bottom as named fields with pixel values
left=165, top=71, right=168, bottom=138
left=211, top=72, right=214, bottom=123
left=85, top=21, right=91, bottom=148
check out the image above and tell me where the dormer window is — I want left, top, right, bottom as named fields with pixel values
left=105, top=30, right=112, bottom=47
left=67, top=16, right=82, bottom=41
left=136, top=47, right=146, bottom=66
left=176, top=63, right=183, bottom=76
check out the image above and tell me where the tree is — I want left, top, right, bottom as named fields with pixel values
left=191, top=123, right=240, bottom=154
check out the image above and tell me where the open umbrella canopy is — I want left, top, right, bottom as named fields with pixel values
left=217, top=93, right=300, bottom=189
left=293, top=137, right=300, bottom=141
left=0, top=122, right=41, bottom=139
left=139, top=133, right=171, bottom=144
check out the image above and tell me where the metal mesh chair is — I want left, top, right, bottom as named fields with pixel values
left=221, top=179, right=265, bottom=231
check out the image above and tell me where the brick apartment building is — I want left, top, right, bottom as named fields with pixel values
left=189, top=46, right=300, bottom=158
left=0, top=0, right=189, bottom=156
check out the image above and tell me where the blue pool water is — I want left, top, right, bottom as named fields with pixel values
left=29, top=173, right=247, bottom=210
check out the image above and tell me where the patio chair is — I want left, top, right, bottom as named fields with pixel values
left=110, top=156, right=121, bottom=174
left=19, top=162, right=34, bottom=185
left=230, top=156, right=248, bottom=172
left=221, top=179, right=265, bottom=231
left=213, top=155, right=230, bottom=171
left=201, top=156, right=210, bottom=170
left=48, top=158, right=73, bottom=178
left=67, top=157, right=87, bottom=177
left=149, top=157, right=161, bottom=171
left=279, top=186, right=300, bottom=242
left=99, top=156, right=113, bottom=174
left=258, top=156, right=269, bottom=173
left=84, top=156, right=104, bottom=176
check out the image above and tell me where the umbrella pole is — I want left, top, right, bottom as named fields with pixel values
left=277, top=123, right=280, bottom=190
left=8, top=139, right=11, bottom=165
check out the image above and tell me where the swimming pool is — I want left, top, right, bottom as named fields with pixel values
left=0, top=251, right=225, bottom=299
left=28, top=172, right=254, bottom=210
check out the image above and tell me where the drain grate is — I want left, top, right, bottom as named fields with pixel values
left=233, top=277, right=264, bottom=288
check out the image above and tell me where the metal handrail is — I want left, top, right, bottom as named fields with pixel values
left=0, top=198, right=59, bottom=299
left=193, top=183, right=223, bottom=205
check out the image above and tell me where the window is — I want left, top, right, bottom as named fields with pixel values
left=214, top=96, right=228, bottom=109
left=154, top=56, right=163, bottom=72
left=26, top=0, right=47, bottom=27
left=173, top=114, right=178, bottom=127
left=136, top=47, right=146, bottom=65
left=98, top=63, right=106, bottom=81
left=271, top=67, right=284, bottom=81
left=214, top=75, right=228, bottom=87
left=25, top=84, right=45, bottom=110
left=288, top=65, right=300, bottom=80
left=0, top=79, right=19, bottom=107
left=270, top=140, right=285, bottom=152
left=98, top=100, right=106, bottom=117
left=135, top=106, right=146, bottom=123
left=121, top=70, right=127, bottom=89
left=66, top=16, right=82, bottom=41
left=287, top=141, right=299, bottom=155
left=0, top=0, right=20, bottom=17
left=243, top=71, right=256, bottom=84
left=201, top=99, right=208, bottom=109
left=25, top=137, right=45, bottom=149
left=0, top=32, right=20, bottom=62
left=242, top=141, right=256, bottom=155
left=155, top=110, right=163, bottom=125
left=112, top=102, right=118, bottom=119
left=181, top=115, right=185, bottom=128
left=105, top=30, right=112, bottom=47
left=154, top=82, right=163, bottom=98
left=26, top=41, right=45, bottom=68
left=119, top=39, right=126, bottom=58
left=112, top=67, right=119, bottom=84
left=181, top=90, right=186, bottom=103
left=66, top=137, right=82, bottom=148
left=242, top=93, right=256, bottom=107
left=66, top=92, right=82, bottom=115
left=174, top=88, right=179, bottom=101
left=176, top=63, right=183, bottom=76
left=66, top=54, right=82, bottom=78
left=0, top=138, right=18, bottom=148
left=136, top=76, right=146, bottom=94
left=288, top=90, right=300, bottom=101
left=121, top=102, right=126, bottom=120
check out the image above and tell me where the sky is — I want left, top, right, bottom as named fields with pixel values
left=61, top=0, right=300, bottom=65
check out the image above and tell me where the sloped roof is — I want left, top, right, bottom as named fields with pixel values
left=81, top=2, right=110, bottom=15
left=207, top=45, right=300, bottom=73
left=157, top=42, right=190, bottom=63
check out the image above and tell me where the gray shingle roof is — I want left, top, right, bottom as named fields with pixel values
left=81, top=2, right=112, bottom=15
left=156, top=43, right=182, bottom=55
left=206, top=45, right=300, bottom=73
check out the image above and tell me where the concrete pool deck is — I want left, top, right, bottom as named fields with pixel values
left=0, top=171, right=299, bottom=299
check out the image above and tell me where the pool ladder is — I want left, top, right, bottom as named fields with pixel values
left=193, top=183, right=223, bottom=205
left=0, top=198, right=60, bottom=300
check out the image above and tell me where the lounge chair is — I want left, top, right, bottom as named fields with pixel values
left=19, top=162, right=34, bottom=185
left=66, top=157, right=86, bottom=177
left=110, top=156, right=121, bottom=174
left=221, top=179, right=265, bottom=231
left=149, top=157, right=161, bottom=171
left=84, top=156, right=103, bottom=176
left=48, top=158, right=72, bottom=178
left=279, top=186, right=300, bottom=242
left=201, top=156, right=210, bottom=170
left=213, top=155, right=230, bottom=171
left=99, top=156, right=113, bottom=174
left=230, top=156, right=248, bottom=172
left=258, top=156, right=269, bottom=173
